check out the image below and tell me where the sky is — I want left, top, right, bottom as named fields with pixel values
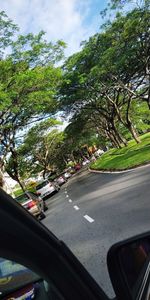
left=0, top=0, right=107, bottom=56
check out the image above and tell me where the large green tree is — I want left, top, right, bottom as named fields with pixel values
left=0, top=12, right=66, bottom=172
left=59, top=6, right=150, bottom=146
left=6, top=119, right=63, bottom=187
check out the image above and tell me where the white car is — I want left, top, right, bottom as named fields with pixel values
left=95, top=149, right=104, bottom=157
left=36, top=180, right=59, bottom=200
left=82, top=159, right=90, bottom=166
left=63, top=172, right=72, bottom=179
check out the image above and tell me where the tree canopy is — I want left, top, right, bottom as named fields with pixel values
left=1, top=2, right=150, bottom=187
left=0, top=11, right=66, bottom=172
left=59, top=6, right=150, bottom=147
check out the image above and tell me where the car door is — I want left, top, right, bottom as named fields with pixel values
left=0, top=189, right=108, bottom=300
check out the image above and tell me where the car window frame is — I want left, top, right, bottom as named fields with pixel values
left=0, top=189, right=109, bottom=300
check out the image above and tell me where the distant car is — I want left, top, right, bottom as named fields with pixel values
left=90, top=155, right=96, bottom=162
left=82, top=159, right=90, bottom=166
left=35, top=180, right=59, bottom=200
left=15, top=191, right=46, bottom=220
left=63, top=172, right=72, bottom=179
left=55, top=175, right=66, bottom=186
left=0, top=258, right=39, bottom=299
left=69, top=168, right=76, bottom=174
left=95, top=149, right=104, bottom=157
left=74, top=163, right=81, bottom=171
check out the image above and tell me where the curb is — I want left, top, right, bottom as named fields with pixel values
left=89, top=162, right=150, bottom=174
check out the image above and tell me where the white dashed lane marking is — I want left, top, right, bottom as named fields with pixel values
left=84, top=215, right=94, bottom=223
left=65, top=189, right=95, bottom=223
left=74, top=205, right=80, bottom=210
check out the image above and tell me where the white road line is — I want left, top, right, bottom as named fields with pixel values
left=74, top=205, right=79, bottom=210
left=66, top=195, right=69, bottom=198
left=65, top=190, right=67, bottom=193
left=69, top=199, right=72, bottom=203
left=84, top=215, right=94, bottom=223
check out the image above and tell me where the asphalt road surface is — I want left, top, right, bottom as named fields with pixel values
left=43, top=165, right=150, bottom=298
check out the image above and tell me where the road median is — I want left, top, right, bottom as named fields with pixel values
left=90, top=133, right=150, bottom=173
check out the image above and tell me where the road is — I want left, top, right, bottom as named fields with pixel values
left=43, top=165, right=150, bottom=298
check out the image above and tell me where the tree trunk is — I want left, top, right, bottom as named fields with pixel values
left=71, top=151, right=75, bottom=162
left=7, top=145, right=26, bottom=192
left=107, top=131, right=120, bottom=148
left=43, top=169, right=46, bottom=179
left=62, top=155, right=67, bottom=165
left=108, top=122, right=122, bottom=149
left=112, top=122, right=128, bottom=147
left=7, top=168, right=25, bottom=192
left=116, top=108, right=141, bottom=144
left=125, top=97, right=141, bottom=143
left=113, top=96, right=140, bottom=144
left=17, top=177, right=26, bottom=192
left=127, top=122, right=141, bottom=144
left=111, top=131, right=122, bottom=148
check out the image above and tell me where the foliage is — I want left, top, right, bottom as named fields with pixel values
left=0, top=11, right=18, bottom=58
left=1, top=5, right=150, bottom=182
left=14, top=119, right=64, bottom=178
left=59, top=7, right=150, bottom=147
left=0, top=12, right=65, bottom=174
left=10, top=31, right=66, bottom=67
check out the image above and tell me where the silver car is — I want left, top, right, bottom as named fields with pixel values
left=15, top=191, right=46, bottom=220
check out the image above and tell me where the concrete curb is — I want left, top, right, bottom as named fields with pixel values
left=89, top=162, right=150, bottom=174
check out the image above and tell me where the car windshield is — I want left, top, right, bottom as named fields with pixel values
left=36, top=181, right=48, bottom=190
left=0, top=0, right=149, bottom=298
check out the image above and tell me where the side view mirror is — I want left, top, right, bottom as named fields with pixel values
left=107, top=232, right=150, bottom=300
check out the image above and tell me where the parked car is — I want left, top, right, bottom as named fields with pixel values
left=35, top=180, right=59, bottom=200
left=69, top=167, right=76, bottom=174
left=82, top=159, right=90, bottom=166
left=94, top=149, right=104, bottom=157
left=55, top=175, right=66, bottom=186
left=15, top=191, right=46, bottom=220
left=27, top=191, right=48, bottom=212
left=74, top=163, right=81, bottom=171
left=63, top=172, right=72, bottom=179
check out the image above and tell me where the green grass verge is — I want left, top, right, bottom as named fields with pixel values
left=91, top=132, right=150, bottom=171
left=13, top=187, right=36, bottom=197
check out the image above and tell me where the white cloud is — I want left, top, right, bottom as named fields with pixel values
left=0, top=0, right=102, bottom=56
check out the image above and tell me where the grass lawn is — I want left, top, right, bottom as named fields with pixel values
left=13, top=187, right=36, bottom=197
left=91, top=132, right=150, bottom=171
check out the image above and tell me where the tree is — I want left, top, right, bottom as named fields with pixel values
left=0, top=11, right=18, bottom=58
left=7, top=119, right=64, bottom=185
left=59, top=7, right=150, bottom=145
left=0, top=13, right=66, bottom=172
left=5, top=149, right=26, bottom=191
left=100, top=0, right=150, bottom=18
left=65, top=111, right=109, bottom=151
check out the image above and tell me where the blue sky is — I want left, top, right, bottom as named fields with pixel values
left=0, top=0, right=108, bottom=56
